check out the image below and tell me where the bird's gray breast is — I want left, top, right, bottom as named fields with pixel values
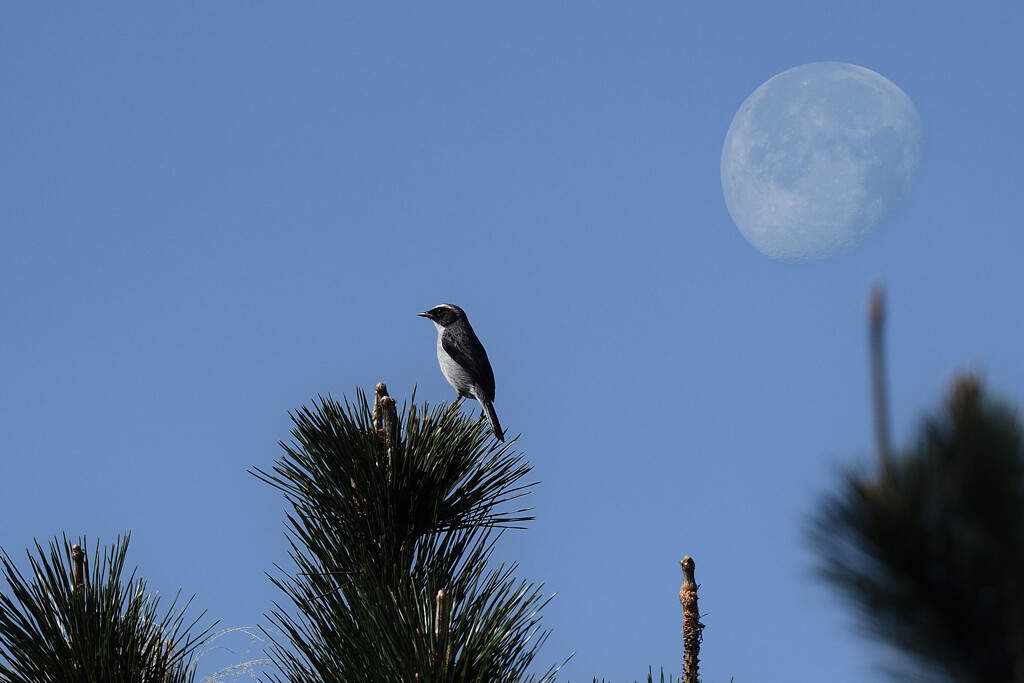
left=437, top=334, right=477, bottom=398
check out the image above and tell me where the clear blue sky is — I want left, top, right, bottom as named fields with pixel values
left=3, top=3, right=1023, bottom=681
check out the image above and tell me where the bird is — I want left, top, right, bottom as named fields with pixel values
left=419, top=303, right=504, bottom=441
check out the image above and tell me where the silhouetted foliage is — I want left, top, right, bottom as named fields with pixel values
left=810, top=376, right=1024, bottom=681
left=252, top=388, right=557, bottom=682
left=0, top=533, right=213, bottom=683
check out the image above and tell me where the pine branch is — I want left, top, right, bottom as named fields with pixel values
left=810, top=375, right=1024, bottom=680
left=0, top=533, right=214, bottom=682
left=254, top=385, right=554, bottom=682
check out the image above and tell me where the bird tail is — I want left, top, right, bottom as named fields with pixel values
left=481, top=399, right=504, bottom=441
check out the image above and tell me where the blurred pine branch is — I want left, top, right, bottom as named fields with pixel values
left=810, top=287, right=1024, bottom=680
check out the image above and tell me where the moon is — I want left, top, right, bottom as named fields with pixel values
left=721, top=62, right=923, bottom=263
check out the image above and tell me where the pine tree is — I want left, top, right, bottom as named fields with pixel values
left=0, top=532, right=213, bottom=682
left=810, top=375, right=1024, bottom=681
left=253, top=384, right=557, bottom=682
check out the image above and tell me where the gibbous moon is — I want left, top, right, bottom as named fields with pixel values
left=721, top=62, right=923, bottom=263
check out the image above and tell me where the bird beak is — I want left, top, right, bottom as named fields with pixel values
left=418, top=311, right=432, bottom=319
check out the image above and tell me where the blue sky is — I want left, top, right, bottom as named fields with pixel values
left=3, top=3, right=1023, bottom=681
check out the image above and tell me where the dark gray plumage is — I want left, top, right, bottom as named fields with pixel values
left=418, top=303, right=504, bottom=441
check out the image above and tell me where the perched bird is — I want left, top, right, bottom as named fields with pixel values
left=419, top=303, right=504, bottom=441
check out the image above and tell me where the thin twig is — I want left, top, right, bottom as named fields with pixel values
left=868, top=286, right=893, bottom=478
left=435, top=587, right=452, bottom=671
left=680, top=556, right=703, bottom=683
left=72, top=544, right=86, bottom=596
left=382, top=396, right=400, bottom=483
left=372, top=382, right=389, bottom=432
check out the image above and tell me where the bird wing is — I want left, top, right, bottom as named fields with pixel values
left=442, top=328, right=496, bottom=402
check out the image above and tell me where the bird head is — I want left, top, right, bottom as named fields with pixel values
left=418, top=303, right=466, bottom=328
